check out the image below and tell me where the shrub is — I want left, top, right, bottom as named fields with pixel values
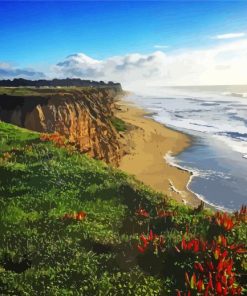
left=110, top=117, right=127, bottom=132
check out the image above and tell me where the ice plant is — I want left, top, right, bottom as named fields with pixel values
left=179, top=237, right=204, bottom=253
left=63, top=211, right=87, bottom=221
left=176, top=235, right=245, bottom=295
left=40, top=132, right=67, bottom=148
left=156, top=209, right=175, bottom=218
left=137, top=230, right=165, bottom=255
left=135, top=208, right=149, bottom=218
left=214, top=212, right=235, bottom=231
left=234, top=205, right=247, bottom=223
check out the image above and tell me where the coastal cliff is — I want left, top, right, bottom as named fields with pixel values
left=0, top=87, right=122, bottom=164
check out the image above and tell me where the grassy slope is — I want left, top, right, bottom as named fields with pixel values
left=0, top=121, right=246, bottom=295
left=0, top=86, right=111, bottom=96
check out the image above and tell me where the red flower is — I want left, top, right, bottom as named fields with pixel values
left=214, top=247, right=220, bottom=260
left=181, top=237, right=187, bottom=250
left=197, top=279, right=204, bottom=292
left=137, top=245, right=145, bottom=254
left=136, top=208, right=149, bottom=218
left=216, top=282, right=222, bottom=294
left=140, top=235, right=148, bottom=248
left=76, top=211, right=87, bottom=220
left=194, top=262, right=204, bottom=273
left=157, top=209, right=174, bottom=218
left=207, top=261, right=214, bottom=271
left=193, top=240, right=200, bottom=253
left=137, top=230, right=165, bottom=254
left=208, top=274, right=213, bottom=290
left=234, top=205, right=247, bottom=222
left=215, top=212, right=235, bottom=231
left=63, top=211, right=87, bottom=221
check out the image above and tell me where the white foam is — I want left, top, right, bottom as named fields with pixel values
left=213, top=134, right=247, bottom=158
left=164, top=152, right=233, bottom=212
left=132, top=91, right=247, bottom=159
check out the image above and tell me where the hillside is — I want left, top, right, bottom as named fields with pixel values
left=0, top=121, right=246, bottom=295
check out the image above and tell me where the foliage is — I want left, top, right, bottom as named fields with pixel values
left=0, top=121, right=246, bottom=295
left=110, top=116, right=127, bottom=132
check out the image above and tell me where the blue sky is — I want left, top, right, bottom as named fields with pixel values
left=0, top=1, right=247, bottom=87
left=1, top=1, right=247, bottom=66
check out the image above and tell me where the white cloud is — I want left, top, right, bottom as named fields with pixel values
left=1, top=39, right=247, bottom=92
left=54, top=39, right=247, bottom=91
left=154, top=44, right=169, bottom=49
left=0, top=62, right=45, bottom=79
left=212, top=32, right=245, bottom=40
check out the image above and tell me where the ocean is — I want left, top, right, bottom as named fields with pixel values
left=128, top=85, right=247, bottom=212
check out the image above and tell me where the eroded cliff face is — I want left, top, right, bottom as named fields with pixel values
left=0, top=88, right=122, bottom=164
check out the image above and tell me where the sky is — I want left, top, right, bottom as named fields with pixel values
left=0, top=1, right=247, bottom=90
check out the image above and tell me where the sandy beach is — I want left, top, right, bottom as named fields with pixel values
left=116, top=98, right=201, bottom=207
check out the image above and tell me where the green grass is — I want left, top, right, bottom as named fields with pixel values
left=0, top=121, right=246, bottom=295
left=0, top=86, right=116, bottom=97
left=110, top=117, right=127, bottom=132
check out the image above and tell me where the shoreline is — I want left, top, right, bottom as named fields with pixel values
left=116, top=97, right=201, bottom=207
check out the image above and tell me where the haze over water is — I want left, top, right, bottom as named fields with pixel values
left=130, top=85, right=247, bottom=211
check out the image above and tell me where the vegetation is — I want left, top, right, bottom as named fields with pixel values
left=0, top=78, right=122, bottom=90
left=110, top=116, right=127, bottom=132
left=0, top=121, right=246, bottom=295
left=0, top=86, right=112, bottom=96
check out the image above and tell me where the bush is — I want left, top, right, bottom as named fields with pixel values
left=110, top=117, right=127, bottom=132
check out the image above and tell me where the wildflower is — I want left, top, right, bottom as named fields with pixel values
left=135, top=208, right=149, bottom=218
left=177, top=234, right=244, bottom=295
left=156, top=209, right=174, bottom=218
left=76, top=211, right=87, bottom=220
left=137, top=230, right=165, bottom=254
left=197, top=279, right=204, bottom=292
left=234, top=205, right=247, bottom=222
left=214, top=212, right=235, bottom=231
left=190, top=273, right=196, bottom=289
left=63, top=211, right=87, bottom=221
left=40, top=132, right=67, bottom=148
left=216, top=281, right=222, bottom=294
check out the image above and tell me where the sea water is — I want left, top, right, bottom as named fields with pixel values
left=128, top=86, right=247, bottom=211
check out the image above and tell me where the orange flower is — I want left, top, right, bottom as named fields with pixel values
left=76, top=211, right=87, bottom=220
left=63, top=211, right=87, bottom=221
left=215, top=212, right=235, bottom=231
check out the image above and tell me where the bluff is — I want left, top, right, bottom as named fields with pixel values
left=0, top=87, right=122, bottom=164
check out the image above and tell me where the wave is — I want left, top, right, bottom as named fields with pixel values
left=164, top=151, right=233, bottom=212
left=222, top=92, right=247, bottom=98
left=151, top=110, right=247, bottom=159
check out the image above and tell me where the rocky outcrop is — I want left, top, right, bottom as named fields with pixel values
left=0, top=88, right=122, bottom=164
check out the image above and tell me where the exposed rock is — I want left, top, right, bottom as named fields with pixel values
left=0, top=88, right=122, bottom=165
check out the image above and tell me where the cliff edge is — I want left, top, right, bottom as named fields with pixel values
left=0, top=86, right=123, bottom=164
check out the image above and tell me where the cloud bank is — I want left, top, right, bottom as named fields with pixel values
left=1, top=38, right=247, bottom=91
left=0, top=63, right=45, bottom=80
left=54, top=39, right=247, bottom=90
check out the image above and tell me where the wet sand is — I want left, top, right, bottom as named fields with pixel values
left=116, top=99, right=201, bottom=207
